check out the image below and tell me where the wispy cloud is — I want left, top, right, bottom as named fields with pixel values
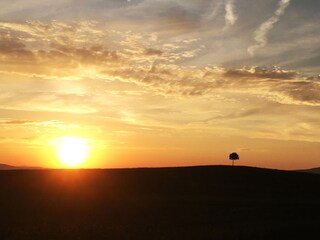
left=224, top=0, right=238, bottom=30
left=248, top=0, right=291, bottom=56
left=0, top=119, right=64, bottom=126
left=206, top=0, right=224, bottom=21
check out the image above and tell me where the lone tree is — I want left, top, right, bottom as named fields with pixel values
left=229, top=152, right=239, bottom=166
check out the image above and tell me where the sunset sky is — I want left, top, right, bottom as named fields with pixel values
left=0, top=0, right=319, bottom=169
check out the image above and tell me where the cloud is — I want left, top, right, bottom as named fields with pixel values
left=223, top=66, right=297, bottom=80
left=0, top=119, right=35, bottom=125
left=205, top=0, right=237, bottom=30
left=248, top=0, right=291, bottom=56
left=109, top=61, right=320, bottom=107
left=224, top=0, right=238, bottom=30
left=0, top=19, right=319, bottom=122
left=206, top=0, right=224, bottom=21
left=271, top=80, right=320, bottom=106
left=0, top=20, right=202, bottom=77
left=0, top=117, right=103, bottom=147
left=0, top=119, right=63, bottom=126
left=0, top=91, right=99, bottom=114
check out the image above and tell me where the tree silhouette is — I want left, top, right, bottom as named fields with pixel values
left=229, top=152, right=239, bottom=166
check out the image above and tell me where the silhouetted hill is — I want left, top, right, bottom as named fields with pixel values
left=297, top=167, right=320, bottom=175
left=0, top=163, right=20, bottom=170
left=1, top=165, right=320, bottom=240
left=0, top=163, right=42, bottom=170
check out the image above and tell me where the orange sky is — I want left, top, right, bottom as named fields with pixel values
left=0, top=0, right=319, bottom=169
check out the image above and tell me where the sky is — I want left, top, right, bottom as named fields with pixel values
left=0, top=0, right=319, bottom=169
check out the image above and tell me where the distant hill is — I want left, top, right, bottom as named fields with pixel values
left=0, top=163, right=20, bottom=170
left=0, top=165, right=320, bottom=239
left=297, top=167, right=320, bottom=175
left=0, top=163, right=42, bottom=170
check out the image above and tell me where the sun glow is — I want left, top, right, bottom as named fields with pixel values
left=54, top=136, right=90, bottom=168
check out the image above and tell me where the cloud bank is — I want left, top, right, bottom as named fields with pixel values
left=0, top=17, right=319, bottom=147
left=0, top=20, right=319, bottom=110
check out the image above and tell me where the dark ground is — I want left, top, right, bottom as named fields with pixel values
left=1, top=165, right=320, bottom=240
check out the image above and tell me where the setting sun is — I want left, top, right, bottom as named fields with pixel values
left=54, top=136, right=90, bottom=168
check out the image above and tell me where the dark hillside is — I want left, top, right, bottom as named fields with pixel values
left=0, top=163, right=42, bottom=170
left=1, top=165, right=320, bottom=239
left=0, top=164, right=20, bottom=170
left=297, top=167, right=320, bottom=175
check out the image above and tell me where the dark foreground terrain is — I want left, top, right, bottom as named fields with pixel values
left=1, top=166, right=320, bottom=240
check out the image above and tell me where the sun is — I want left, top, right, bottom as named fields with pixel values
left=55, top=136, right=90, bottom=168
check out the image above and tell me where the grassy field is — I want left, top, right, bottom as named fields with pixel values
left=1, top=165, right=320, bottom=239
